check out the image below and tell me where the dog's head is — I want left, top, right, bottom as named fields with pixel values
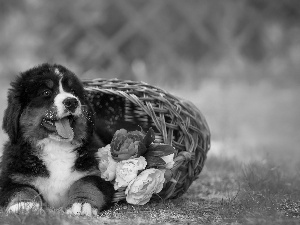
left=3, top=63, right=94, bottom=145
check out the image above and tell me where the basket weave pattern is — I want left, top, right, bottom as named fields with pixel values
left=83, top=78, right=211, bottom=202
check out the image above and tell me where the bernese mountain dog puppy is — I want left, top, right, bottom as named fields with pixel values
left=0, top=63, right=114, bottom=216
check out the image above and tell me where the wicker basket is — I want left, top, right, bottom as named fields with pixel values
left=83, top=78, right=211, bottom=203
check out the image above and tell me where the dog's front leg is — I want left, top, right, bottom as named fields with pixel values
left=2, top=186, right=43, bottom=214
left=65, top=175, right=114, bottom=216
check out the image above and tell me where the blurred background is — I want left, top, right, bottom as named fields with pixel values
left=0, top=0, right=299, bottom=164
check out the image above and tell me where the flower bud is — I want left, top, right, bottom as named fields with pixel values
left=110, top=128, right=155, bottom=161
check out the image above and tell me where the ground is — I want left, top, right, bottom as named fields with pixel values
left=1, top=155, right=300, bottom=225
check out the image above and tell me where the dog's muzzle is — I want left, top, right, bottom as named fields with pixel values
left=41, top=93, right=83, bottom=141
left=63, top=97, right=79, bottom=113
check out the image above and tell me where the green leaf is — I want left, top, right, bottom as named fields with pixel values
left=143, top=128, right=155, bottom=147
left=144, top=150, right=167, bottom=158
left=146, top=144, right=177, bottom=157
left=145, top=156, right=166, bottom=168
left=137, top=143, right=147, bottom=156
left=164, top=169, right=173, bottom=182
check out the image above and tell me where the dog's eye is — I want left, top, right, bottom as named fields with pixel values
left=42, top=90, right=52, bottom=97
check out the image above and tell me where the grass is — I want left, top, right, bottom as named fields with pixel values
left=220, top=158, right=300, bottom=224
left=1, top=156, right=300, bottom=224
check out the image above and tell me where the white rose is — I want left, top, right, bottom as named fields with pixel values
left=161, top=153, right=175, bottom=169
left=114, top=156, right=147, bottom=190
left=96, top=145, right=117, bottom=181
left=125, top=168, right=165, bottom=205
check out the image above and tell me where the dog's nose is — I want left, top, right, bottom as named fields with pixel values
left=63, top=97, right=79, bottom=113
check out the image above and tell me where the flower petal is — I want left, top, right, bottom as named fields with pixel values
left=114, top=157, right=147, bottom=190
left=125, top=168, right=165, bottom=205
left=161, top=153, right=175, bottom=169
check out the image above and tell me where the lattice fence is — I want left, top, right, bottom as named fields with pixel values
left=1, top=0, right=297, bottom=84
left=32, top=0, right=259, bottom=85
left=0, top=0, right=268, bottom=85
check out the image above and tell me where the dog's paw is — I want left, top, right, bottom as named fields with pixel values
left=6, top=201, right=42, bottom=214
left=66, top=202, right=98, bottom=216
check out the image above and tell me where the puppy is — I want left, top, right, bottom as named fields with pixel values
left=0, top=63, right=114, bottom=215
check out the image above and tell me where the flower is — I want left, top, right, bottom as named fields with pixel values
left=114, top=156, right=147, bottom=190
left=110, top=128, right=155, bottom=161
left=161, top=153, right=175, bottom=169
left=125, top=168, right=165, bottom=205
left=96, top=145, right=117, bottom=181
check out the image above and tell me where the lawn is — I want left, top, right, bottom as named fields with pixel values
left=1, top=155, right=300, bottom=224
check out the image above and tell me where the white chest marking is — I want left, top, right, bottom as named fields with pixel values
left=33, top=139, right=87, bottom=208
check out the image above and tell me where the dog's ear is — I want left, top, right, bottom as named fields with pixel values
left=2, top=90, right=22, bottom=143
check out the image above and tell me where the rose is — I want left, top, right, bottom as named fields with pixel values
left=110, top=128, right=155, bottom=161
left=110, top=129, right=143, bottom=161
left=114, top=156, right=147, bottom=190
left=96, top=145, right=117, bottom=181
left=125, top=168, right=165, bottom=205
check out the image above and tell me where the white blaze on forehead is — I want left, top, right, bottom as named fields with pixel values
left=54, top=78, right=82, bottom=118
left=54, top=68, right=62, bottom=76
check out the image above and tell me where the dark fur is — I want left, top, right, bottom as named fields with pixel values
left=0, top=63, right=114, bottom=212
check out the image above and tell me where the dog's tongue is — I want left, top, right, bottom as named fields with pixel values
left=55, top=117, right=74, bottom=139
